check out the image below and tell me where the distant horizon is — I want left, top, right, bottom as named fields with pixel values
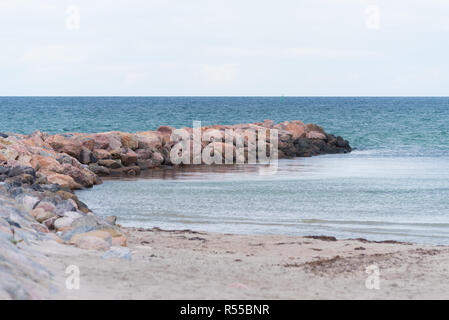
left=2, top=95, right=449, bottom=98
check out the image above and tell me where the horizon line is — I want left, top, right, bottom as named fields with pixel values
left=1, top=95, right=449, bottom=98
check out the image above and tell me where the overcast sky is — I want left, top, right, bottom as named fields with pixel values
left=1, top=0, right=449, bottom=96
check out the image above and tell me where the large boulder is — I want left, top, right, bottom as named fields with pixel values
left=118, top=133, right=139, bottom=150
left=61, top=163, right=97, bottom=188
left=88, top=133, right=122, bottom=150
left=79, top=147, right=96, bottom=164
left=71, top=234, right=111, bottom=251
left=44, top=172, right=82, bottom=190
left=136, top=152, right=164, bottom=169
left=135, top=132, right=162, bottom=149
left=30, top=155, right=64, bottom=173
left=35, top=210, right=56, bottom=223
left=93, top=149, right=111, bottom=160
left=71, top=215, right=98, bottom=229
left=120, top=150, right=138, bottom=166
left=45, top=135, right=83, bottom=158
left=98, top=159, right=122, bottom=169
left=88, top=164, right=110, bottom=176
left=284, top=121, right=306, bottom=139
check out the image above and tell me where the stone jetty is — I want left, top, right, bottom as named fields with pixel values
left=1, top=120, right=351, bottom=187
left=0, top=120, right=351, bottom=298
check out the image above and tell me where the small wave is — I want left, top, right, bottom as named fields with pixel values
left=349, top=149, right=384, bottom=155
left=301, top=219, right=449, bottom=228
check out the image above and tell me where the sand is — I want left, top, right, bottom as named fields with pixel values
left=29, top=227, right=449, bottom=300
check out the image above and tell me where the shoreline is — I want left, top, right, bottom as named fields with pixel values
left=2, top=119, right=448, bottom=299
left=32, top=226, right=449, bottom=299
left=0, top=119, right=353, bottom=299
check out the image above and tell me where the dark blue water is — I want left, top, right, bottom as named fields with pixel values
left=2, top=97, right=449, bottom=243
left=1, top=97, right=449, bottom=156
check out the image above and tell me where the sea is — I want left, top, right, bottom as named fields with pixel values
left=1, top=97, right=449, bottom=244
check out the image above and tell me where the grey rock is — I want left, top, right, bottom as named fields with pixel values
left=7, top=166, right=35, bottom=178
left=71, top=215, right=98, bottom=229
left=31, top=184, right=44, bottom=192
left=40, top=184, right=61, bottom=193
left=60, top=225, right=96, bottom=242
left=54, top=200, right=77, bottom=216
left=33, top=197, right=58, bottom=209
left=102, top=246, right=132, bottom=261
left=10, top=187, right=24, bottom=198
left=88, top=164, right=110, bottom=176
left=53, top=217, right=75, bottom=230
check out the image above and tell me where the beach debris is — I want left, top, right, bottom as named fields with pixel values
left=304, top=235, right=337, bottom=242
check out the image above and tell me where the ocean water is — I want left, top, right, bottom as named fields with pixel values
left=2, top=97, right=449, bottom=244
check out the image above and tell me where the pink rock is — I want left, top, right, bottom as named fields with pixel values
left=306, top=131, right=326, bottom=140
left=43, top=171, right=82, bottom=190
left=61, top=163, right=97, bottom=187
left=119, top=133, right=139, bottom=150
left=98, top=159, right=122, bottom=169
left=35, top=201, right=56, bottom=213
left=0, top=147, right=19, bottom=162
left=304, top=123, right=326, bottom=135
left=31, top=155, right=64, bottom=173
left=93, top=149, right=112, bottom=160
left=89, top=133, right=122, bottom=150
left=151, top=152, right=164, bottom=166
left=136, top=149, right=152, bottom=160
left=284, top=121, right=306, bottom=139
left=137, top=152, right=164, bottom=169
left=45, top=134, right=83, bottom=158
left=0, top=153, right=6, bottom=165
left=135, top=132, right=162, bottom=149
left=273, top=121, right=289, bottom=130
left=78, top=136, right=95, bottom=151
left=89, top=134, right=110, bottom=149
left=120, top=150, right=138, bottom=166
left=72, top=235, right=111, bottom=251
left=262, top=119, right=274, bottom=128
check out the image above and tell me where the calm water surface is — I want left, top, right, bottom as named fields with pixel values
left=1, top=97, right=448, bottom=243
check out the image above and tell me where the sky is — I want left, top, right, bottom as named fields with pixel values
left=1, top=0, right=449, bottom=96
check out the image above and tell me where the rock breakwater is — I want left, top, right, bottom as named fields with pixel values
left=0, top=120, right=351, bottom=299
left=1, top=120, right=351, bottom=187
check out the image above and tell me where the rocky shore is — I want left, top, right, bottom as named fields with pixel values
left=0, top=120, right=351, bottom=299
left=0, top=119, right=351, bottom=188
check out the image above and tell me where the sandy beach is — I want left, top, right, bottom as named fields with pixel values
left=3, top=0, right=449, bottom=304
left=33, top=227, right=449, bottom=300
